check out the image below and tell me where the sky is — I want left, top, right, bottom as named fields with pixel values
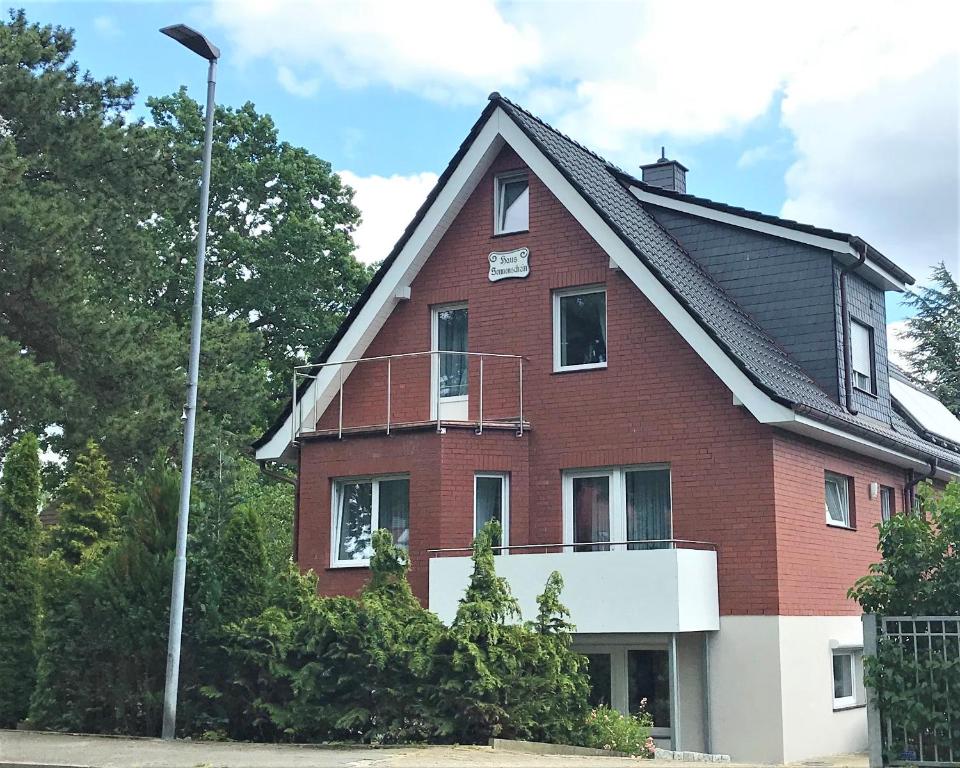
left=17, top=0, right=960, bottom=358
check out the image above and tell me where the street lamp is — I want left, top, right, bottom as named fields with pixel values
left=159, top=23, right=220, bottom=742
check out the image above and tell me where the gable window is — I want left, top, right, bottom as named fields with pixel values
left=825, top=471, right=852, bottom=528
left=850, top=320, right=874, bottom=393
left=332, top=476, right=409, bottom=566
left=553, top=286, right=607, bottom=371
left=563, top=466, right=671, bottom=551
left=475, top=473, right=509, bottom=551
left=832, top=649, right=862, bottom=709
left=494, top=172, right=529, bottom=234
left=880, top=485, right=895, bottom=523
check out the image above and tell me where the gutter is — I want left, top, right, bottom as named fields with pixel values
left=838, top=243, right=867, bottom=414
left=905, top=458, right=939, bottom=511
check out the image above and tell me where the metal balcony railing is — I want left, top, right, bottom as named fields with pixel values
left=427, top=539, right=717, bottom=557
left=292, top=350, right=526, bottom=441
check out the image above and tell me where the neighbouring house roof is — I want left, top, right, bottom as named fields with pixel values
left=255, top=94, right=959, bottom=474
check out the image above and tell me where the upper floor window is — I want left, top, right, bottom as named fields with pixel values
left=494, top=172, right=529, bottom=234
left=332, top=475, right=409, bottom=566
left=850, top=320, right=874, bottom=393
left=553, top=285, right=607, bottom=372
left=825, top=471, right=852, bottom=528
left=880, top=485, right=895, bottom=523
left=475, top=473, right=509, bottom=551
left=563, top=466, right=671, bottom=551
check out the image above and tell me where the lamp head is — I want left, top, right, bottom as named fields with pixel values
left=160, top=24, right=220, bottom=61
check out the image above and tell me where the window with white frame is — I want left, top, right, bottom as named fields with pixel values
left=850, top=320, right=874, bottom=393
left=474, top=473, right=509, bottom=551
left=832, top=649, right=861, bottom=709
left=825, top=471, right=852, bottom=528
left=563, top=466, right=671, bottom=552
left=880, top=485, right=895, bottom=523
left=332, top=476, right=409, bottom=566
left=494, top=172, right=529, bottom=234
left=553, top=286, right=607, bottom=371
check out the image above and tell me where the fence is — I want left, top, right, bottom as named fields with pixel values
left=864, top=614, right=960, bottom=767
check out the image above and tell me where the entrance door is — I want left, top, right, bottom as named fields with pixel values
left=431, top=303, right=468, bottom=420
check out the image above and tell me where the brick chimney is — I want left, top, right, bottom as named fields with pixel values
left=640, top=147, right=688, bottom=194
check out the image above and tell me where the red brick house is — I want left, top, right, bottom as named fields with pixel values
left=254, top=94, right=960, bottom=763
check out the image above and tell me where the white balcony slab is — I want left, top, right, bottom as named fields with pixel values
left=428, top=548, right=719, bottom=633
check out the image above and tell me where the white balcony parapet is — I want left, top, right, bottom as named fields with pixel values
left=428, top=540, right=719, bottom=634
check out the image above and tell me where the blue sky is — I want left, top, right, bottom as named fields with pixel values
left=17, top=1, right=960, bottom=337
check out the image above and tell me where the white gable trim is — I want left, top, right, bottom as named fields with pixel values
left=258, top=105, right=948, bottom=476
left=629, top=186, right=906, bottom=293
left=255, top=114, right=507, bottom=460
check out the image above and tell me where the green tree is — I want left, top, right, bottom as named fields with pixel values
left=48, top=440, right=120, bottom=564
left=0, top=432, right=42, bottom=727
left=903, top=263, right=960, bottom=415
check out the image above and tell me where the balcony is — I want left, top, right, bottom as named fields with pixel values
left=428, top=540, right=719, bottom=634
left=291, top=350, right=528, bottom=441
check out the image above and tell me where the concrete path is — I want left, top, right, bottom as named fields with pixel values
left=0, top=730, right=869, bottom=768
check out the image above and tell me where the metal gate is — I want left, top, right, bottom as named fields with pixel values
left=864, top=615, right=960, bottom=767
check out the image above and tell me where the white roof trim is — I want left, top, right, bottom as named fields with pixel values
left=629, top=186, right=907, bottom=293
left=259, top=105, right=948, bottom=476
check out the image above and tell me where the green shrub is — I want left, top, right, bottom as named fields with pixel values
left=582, top=705, right=654, bottom=756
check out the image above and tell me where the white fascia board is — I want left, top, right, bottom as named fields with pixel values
left=496, top=115, right=795, bottom=426
left=629, top=186, right=907, bottom=293
left=776, top=414, right=959, bottom=481
left=255, top=117, right=508, bottom=461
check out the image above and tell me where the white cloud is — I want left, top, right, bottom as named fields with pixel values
left=338, top=170, right=439, bottom=265
left=212, top=1, right=959, bottom=281
left=211, top=0, right=541, bottom=103
left=93, top=15, right=119, bottom=37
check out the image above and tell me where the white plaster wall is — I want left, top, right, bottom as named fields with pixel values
left=708, top=616, right=785, bottom=763
left=707, top=615, right=868, bottom=764
left=777, top=616, right=867, bottom=762
left=429, top=549, right=719, bottom=633
left=677, top=632, right=707, bottom=753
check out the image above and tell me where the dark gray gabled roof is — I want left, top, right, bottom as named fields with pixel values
left=492, top=94, right=957, bottom=469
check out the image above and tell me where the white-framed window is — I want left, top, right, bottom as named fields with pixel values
left=562, top=466, right=671, bottom=552
left=431, top=303, right=468, bottom=419
left=474, top=473, right=509, bottom=552
left=331, top=475, right=410, bottom=567
left=825, top=471, right=852, bottom=528
left=553, top=285, right=607, bottom=372
left=850, top=320, right=874, bottom=393
left=494, top=172, right=529, bottom=234
left=831, top=649, right=862, bottom=710
left=880, top=485, right=895, bottom=523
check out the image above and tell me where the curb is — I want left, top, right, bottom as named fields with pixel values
left=490, top=737, right=635, bottom=758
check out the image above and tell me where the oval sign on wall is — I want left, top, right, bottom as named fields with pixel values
left=488, top=247, right=530, bottom=282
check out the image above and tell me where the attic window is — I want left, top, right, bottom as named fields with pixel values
left=494, top=173, right=529, bottom=234
left=850, top=320, right=874, bottom=393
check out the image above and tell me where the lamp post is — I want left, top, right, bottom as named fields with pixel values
left=158, top=23, right=220, bottom=742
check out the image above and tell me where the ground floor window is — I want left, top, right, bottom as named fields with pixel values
left=831, top=648, right=862, bottom=710
left=880, top=485, right=895, bottom=522
left=579, top=645, right=672, bottom=737
left=332, top=475, right=409, bottom=566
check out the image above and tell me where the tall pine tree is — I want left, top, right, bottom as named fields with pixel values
left=0, top=433, right=42, bottom=726
left=903, top=263, right=960, bottom=415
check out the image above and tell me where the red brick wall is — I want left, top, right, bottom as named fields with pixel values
left=771, top=430, right=910, bottom=615
left=297, top=144, right=908, bottom=617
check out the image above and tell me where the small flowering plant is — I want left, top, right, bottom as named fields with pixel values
left=582, top=701, right=655, bottom=757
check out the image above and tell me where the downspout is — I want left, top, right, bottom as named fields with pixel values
left=839, top=242, right=867, bottom=414
left=905, top=458, right=938, bottom=512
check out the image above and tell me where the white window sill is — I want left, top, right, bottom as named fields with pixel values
left=553, top=362, right=608, bottom=374
left=329, top=561, right=371, bottom=569
left=826, top=519, right=855, bottom=530
left=833, top=701, right=864, bottom=712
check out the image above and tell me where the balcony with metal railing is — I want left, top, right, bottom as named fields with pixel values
left=291, top=350, right=528, bottom=441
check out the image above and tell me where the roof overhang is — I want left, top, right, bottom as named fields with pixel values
left=629, top=186, right=909, bottom=293
left=257, top=101, right=953, bottom=479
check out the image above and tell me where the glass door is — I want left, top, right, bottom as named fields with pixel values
left=431, top=303, right=468, bottom=420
